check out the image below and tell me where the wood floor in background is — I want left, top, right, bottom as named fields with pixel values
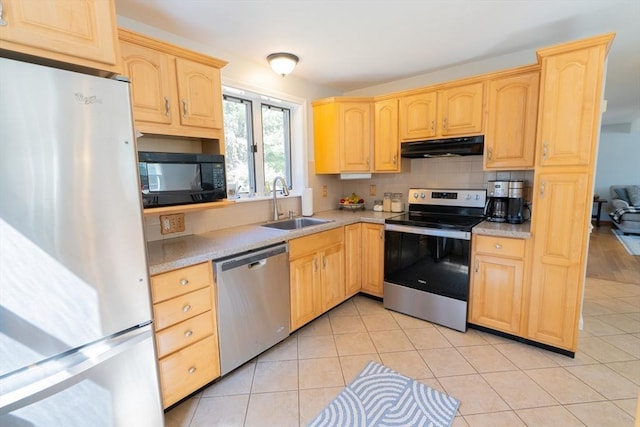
left=587, top=224, right=640, bottom=285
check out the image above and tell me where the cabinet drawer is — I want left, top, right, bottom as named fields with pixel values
left=151, top=262, right=212, bottom=303
left=289, top=227, right=344, bottom=260
left=158, top=335, right=219, bottom=408
left=155, top=311, right=215, bottom=358
left=475, top=235, right=525, bottom=258
left=154, top=287, right=212, bottom=331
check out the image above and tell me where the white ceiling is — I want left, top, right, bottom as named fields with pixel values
left=116, top=0, right=640, bottom=125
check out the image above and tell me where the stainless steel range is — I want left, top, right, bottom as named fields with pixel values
left=383, top=188, right=486, bottom=332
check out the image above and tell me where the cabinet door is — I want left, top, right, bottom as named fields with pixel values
left=438, top=82, right=484, bottom=137
left=339, top=102, right=372, bottom=172
left=469, top=254, right=523, bottom=335
left=0, top=0, right=119, bottom=71
left=321, top=243, right=346, bottom=312
left=290, top=253, right=322, bottom=331
left=527, top=172, right=589, bottom=350
left=344, top=223, right=362, bottom=296
left=361, top=223, right=384, bottom=297
left=374, top=99, right=400, bottom=172
left=120, top=41, right=173, bottom=125
left=313, top=102, right=340, bottom=174
left=536, top=46, right=607, bottom=167
left=485, top=71, right=539, bottom=169
left=398, top=91, right=437, bottom=141
left=175, top=57, right=223, bottom=129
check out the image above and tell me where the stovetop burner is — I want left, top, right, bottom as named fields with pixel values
left=385, top=188, right=487, bottom=232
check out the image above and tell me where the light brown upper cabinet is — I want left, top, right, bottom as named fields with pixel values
left=535, top=40, right=610, bottom=168
left=312, top=98, right=372, bottom=173
left=484, top=69, right=540, bottom=170
left=374, top=98, right=400, bottom=172
left=0, top=0, right=120, bottom=74
left=399, top=82, right=484, bottom=142
left=119, top=29, right=227, bottom=141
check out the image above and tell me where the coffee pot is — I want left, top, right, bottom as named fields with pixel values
left=506, top=180, right=531, bottom=224
left=485, top=180, right=509, bottom=222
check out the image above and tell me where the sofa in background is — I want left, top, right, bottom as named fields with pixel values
left=609, top=185, right=640, bottom=234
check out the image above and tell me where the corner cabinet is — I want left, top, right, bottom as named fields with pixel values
left=527, top=33, right=614, bottom=352
left=0, top=0, right=120, bottom=74
left=118, top=29, right=227, bottom=141
left=150, top=262, right=220, bottom=408
left=469, top=235, right=528, bottom=335
left=398, top=82, right=484, bottom=142
left=289, top=227, right=345, bottom=331
left=312, top=98, right=372, bottom=173
left=484, top=69, right=540, bottom=170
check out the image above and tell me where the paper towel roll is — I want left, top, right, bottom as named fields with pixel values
left=302, top=187, right=313, bottom=216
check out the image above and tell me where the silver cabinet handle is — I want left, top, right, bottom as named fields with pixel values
left=540, top=181, right=546, bottom=197
left=188, top=367, right=196, bottom=374
left=182, top=98, right=188, bottom=118
left=182, top=304, right=191, bottom=313
left=442, top=118, right=447, bottom=129
left=184, top=329, right=193, bottom=337
left=494, top=243, right=502, bottom=249
left=164, top=96, right=170, bottom=116
left=0, top=1, right=7, bottom=26
left=542, top=142, right=549, bottom=160
left=487, top=147, right=493, bottom=160
left=474, top=260, right=479, bottom=273
left=322, top=256, right=327, bottom=268
left=179, top=278, right=189, bottom=286
left=393, top=154, right=397, bottom=165
left=314, top=258, right=318, bottom=272
left=430, top=120, right=435, bottom=131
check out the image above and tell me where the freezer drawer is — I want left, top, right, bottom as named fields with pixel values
left=158, top=335, right=220, bottom=408
left=0, top=326, right=163, bottom=427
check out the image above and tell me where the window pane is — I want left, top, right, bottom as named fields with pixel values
left=262, top=105, right=291, bottom=189
left=223, top=97, right=254, bottom=193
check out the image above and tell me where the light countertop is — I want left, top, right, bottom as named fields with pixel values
left=147, top=211, right=532, bottom=275
left=147, top=209, right=398, bottom=275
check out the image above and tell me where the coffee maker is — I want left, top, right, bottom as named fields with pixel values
left=485, top=180, right=509, bottom=222
left=507, top=180, right=530, bottom=224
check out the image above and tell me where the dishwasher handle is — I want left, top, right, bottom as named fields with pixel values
left=215, top=243, right=288, bottom=273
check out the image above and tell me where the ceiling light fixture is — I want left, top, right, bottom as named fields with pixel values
left=267, top=52, right=299, bottom=77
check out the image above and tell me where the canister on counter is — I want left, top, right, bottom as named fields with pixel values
left=373, top=200, right=383, bottom=212
left=383, top=192, right=392, bottom=212
left=391, top=193, right=404, bottom=212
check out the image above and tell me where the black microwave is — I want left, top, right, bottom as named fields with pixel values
left=138, top=151, right=227, bottom=208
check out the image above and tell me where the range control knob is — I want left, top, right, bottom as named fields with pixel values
left=421, top=193, right=426, bottom=199
left=413, top=192, right=419, bottom=199
left=466, top=194, right=471, bottom=200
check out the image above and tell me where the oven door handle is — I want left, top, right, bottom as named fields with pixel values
left=384, top=223, right=471, bottom=240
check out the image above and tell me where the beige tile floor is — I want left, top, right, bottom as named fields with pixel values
left=166, top=267, right=639, bottom=427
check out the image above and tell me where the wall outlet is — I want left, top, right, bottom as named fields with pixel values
left=160, top=213, right=185, bottom=235
left=369, top=184, right=377, bottom=196
left=322, top=185, right=328, bottom=197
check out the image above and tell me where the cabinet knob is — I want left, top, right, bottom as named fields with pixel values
left=494, top=243, right=502, bottom=249
left=442, top=118, right=447, bottom=129
left=474, top=260, right=479, bottom=273
left=540, top=181, right=546, bottom=197
left=184, top=329, right=193, bottom=338
left=322, top=256, right=327, bottom=268
left=542, top=142, right=549, bottom=160
left=179, top=278, right=189, bottom=286
left=314, top=258, right=318, bottom=272
left=393, top=154, right=397, bottom=165
left=188, top=367, right=196, bottom=375
left=430, top=120, right=435, bottom=131
left=182, top=304, right=192, bottom=313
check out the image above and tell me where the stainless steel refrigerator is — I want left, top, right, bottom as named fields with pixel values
left=0, top=57, right=164, bottom=426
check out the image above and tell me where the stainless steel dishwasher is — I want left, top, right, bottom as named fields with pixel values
left=214, top=242, right=290, bottom=375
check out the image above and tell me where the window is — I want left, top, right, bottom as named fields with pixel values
left=223, top=88, right=293, bottom=197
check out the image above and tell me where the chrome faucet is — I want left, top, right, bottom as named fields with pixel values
left=272, top=176, right=290, bottom=220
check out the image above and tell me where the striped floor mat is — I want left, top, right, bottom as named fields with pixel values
left=308, top=361, right=460, bottom=427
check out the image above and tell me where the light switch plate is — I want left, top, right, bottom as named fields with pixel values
left=160, top=213, right=185, bottom=235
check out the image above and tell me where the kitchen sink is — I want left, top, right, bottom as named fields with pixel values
left=261, top=217, right=332, bottom=230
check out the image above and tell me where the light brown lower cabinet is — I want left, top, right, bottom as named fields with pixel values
left=289, top=227, right=345, bottom=331
left=469, top=235, right=527, bottom=335
left=360, top=223, right=385, bottom=297
left=150, top=262, right=220, bottom=408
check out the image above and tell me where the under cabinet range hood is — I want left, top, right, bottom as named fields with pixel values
left=401, top=135, right=484, bottom=158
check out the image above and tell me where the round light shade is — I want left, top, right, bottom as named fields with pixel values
left=267, top=53, right=299, bottom=77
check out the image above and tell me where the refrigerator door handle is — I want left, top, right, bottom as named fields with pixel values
left=0, top=326, right=152, bottom=414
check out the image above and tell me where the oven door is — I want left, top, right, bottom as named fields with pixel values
left=384, top=224, right=471, bottom=301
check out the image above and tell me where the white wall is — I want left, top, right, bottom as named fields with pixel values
left=594, top=124, right=640, bottom=221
